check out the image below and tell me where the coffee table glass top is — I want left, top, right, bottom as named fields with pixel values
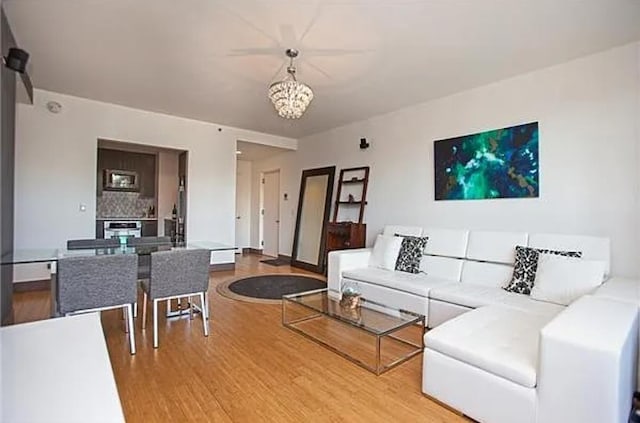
left=283, top=288, right=422, bottom=336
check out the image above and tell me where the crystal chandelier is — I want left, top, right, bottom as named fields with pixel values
left=268, top=49, right=314, bottom=119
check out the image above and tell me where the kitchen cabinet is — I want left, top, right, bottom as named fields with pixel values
left=97, top=148, right=156, bottom=198
left=95, top=221, right=104, bottom=239
left=141, top=220, right=158, bottom=237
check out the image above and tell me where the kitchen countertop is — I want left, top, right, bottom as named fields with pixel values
left=96, top=217, right=158, bottom=221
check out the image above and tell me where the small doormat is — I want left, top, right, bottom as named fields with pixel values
left=216, top=274, right=326, bottom=304
left=260, top=258, right=290, bottom=266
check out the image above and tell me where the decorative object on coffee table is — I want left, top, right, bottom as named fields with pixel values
left=340, top=283, right=361, bottom=309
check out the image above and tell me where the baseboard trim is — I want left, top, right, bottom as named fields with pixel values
left=243, top=248, right=263, bottom=255
left=13, top=279, right=51, bottom=292
left=209, top=263, right=235, bottom=272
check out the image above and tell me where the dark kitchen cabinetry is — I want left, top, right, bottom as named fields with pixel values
left=141, top=220, right=158, bottom=237
left=97, top=148, right=156, bottom=198
left=95, top=221, right=104, bottom=239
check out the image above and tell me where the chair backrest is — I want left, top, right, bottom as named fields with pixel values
left=67, top=238, right=119, bottom=250
left=127, top=236, right=173, bottom=277
left=57, top=254, right=138, bottom=314
left=127, top=236, right=172, bottom=247
left=149, top=249, right=210, bottom=299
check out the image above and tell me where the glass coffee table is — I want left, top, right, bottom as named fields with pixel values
left=282, top=288, right=425, bottom=375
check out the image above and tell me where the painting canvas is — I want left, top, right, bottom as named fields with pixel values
left=434, top=122, right=539, bottom=200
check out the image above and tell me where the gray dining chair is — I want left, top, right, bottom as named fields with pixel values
left=57, top=254, right=139, bottom=354
left=141, top=249, right=210, bottom=348
left=67, top=238, right=119, bottom=250
left=127, top=236, right=172, bottom=279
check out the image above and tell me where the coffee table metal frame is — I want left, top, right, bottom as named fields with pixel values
left=282, top=288, right=425, bottom=375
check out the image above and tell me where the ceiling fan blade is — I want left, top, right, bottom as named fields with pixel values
left=302, top=59, right=332, bottom=80
left=269, top=61, right=286, bottom=83
left=279, top=24, right=298, bottom=47
left=303, top=48, right=374, bottom=56
left=218, top=3, right=279, bottom=45
left=298, top=2, right=323, bottom=43
left=225, top=47, right=283, bottom=57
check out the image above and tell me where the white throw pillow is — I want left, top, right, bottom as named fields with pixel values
left=530, top=254, right=606, bottom=306
left=369, top=234, right=404, bottom=271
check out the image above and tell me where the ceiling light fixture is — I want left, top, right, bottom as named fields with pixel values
left=268, top=49, right=314, bottom=119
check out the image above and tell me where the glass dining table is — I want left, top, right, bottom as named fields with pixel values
left=0, top=241, right=236, bottom=265
left=1, top=241, right=236, bottom=317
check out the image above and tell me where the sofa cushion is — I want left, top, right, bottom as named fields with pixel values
left=429, top=283, right=565, bottom=316
left=342, top=267, right=453, bottom=297
left=430, top=284, right=514, bottom=308
left=466, top=230, right=527, bottom=264
left=499, top=293, right=565, bottom=317
left=425, top=305, right=556, bottom=388
left=369, top=235, right=403, bottom=270
left=383, top=225, right=423, bottom=237
left=530, top=254, right=606, bottom=305
left=503, top=246, right=582, bottom=295
left=395, top=235, right=429, bottom=274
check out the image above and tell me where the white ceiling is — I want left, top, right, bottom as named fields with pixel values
left=5, top=0, right=640, bottom=138
left=236, top=140, right=293, bottom=161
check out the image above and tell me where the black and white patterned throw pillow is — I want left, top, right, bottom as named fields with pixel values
left=394, top=235, right=429, bottom=274
left=504, top=246, right=582, bottom=295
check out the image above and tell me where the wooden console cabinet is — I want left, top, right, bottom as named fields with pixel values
left=326, top=222, right=366, bottom=251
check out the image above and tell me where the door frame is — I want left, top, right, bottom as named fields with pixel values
left=260, top=169, right=280, bottom=257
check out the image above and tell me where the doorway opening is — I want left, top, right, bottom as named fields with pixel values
left=96, top=139, right=187, bottom=243
left=235, top=140, right=292, bottom=256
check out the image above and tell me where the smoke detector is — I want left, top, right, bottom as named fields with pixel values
left=46, top=101, right=62, bottom=114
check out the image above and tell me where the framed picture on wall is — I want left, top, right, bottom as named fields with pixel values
left=434, top=121, right=539, bottom=200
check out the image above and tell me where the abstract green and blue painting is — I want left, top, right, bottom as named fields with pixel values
left=434, top=122, right=539, bottom=200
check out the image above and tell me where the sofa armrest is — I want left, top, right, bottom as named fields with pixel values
left=594, top=277, right=640, bottom=305
left=537, top=296, right=638, bottom=423
left=327, top=248, right=372, bottom=296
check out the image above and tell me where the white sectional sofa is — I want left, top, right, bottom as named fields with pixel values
left=327, top=226, right=640, bottom=423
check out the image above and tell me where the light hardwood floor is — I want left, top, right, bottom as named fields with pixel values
left=12, top=254, right=467, bottom=422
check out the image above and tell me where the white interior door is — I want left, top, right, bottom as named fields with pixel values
left=262, top=170, right=280, bottom=257
left=235, top=160, right=251, bottom=251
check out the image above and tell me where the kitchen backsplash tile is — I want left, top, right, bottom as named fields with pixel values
left=97, top=191, right=155, bottom=218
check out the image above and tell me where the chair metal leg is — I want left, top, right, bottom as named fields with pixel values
left=124, top=306, right=129, bottom=334
left=133, top=302, right=138, bottom=318
left=204, top=292, right=210, bottom=320
left=141, top=292, right=148, bottom=330
left=126, top=304, right=136, bottom=355
left=153, top=299, right=159, bottom=348
left=189, top=295, right=194, bottom=320
left=199, top=292, right=209, bottom=337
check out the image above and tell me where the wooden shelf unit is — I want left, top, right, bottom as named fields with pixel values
left=332, top=166, right=370, bottom=224
left=327, top=166, right=370, bottom=255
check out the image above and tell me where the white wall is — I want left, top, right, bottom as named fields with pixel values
left=254, top=42, right=640, bottom=277
left=157, top=149, right=179, bottom=234
left=14, top=89, right=296, bottom=281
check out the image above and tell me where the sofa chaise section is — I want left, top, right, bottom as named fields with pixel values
left=423, top=296, right=638, bottom=423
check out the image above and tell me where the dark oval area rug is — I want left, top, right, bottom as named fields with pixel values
left=216, top=274, right=326, bottom=304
